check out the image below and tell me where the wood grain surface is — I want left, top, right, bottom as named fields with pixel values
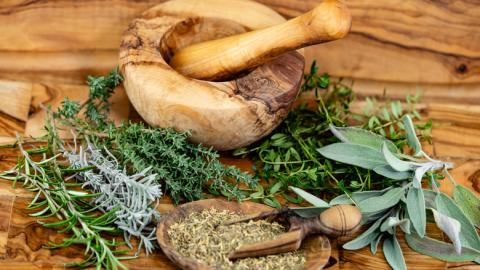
left=1, top=0, right=479, bottom=84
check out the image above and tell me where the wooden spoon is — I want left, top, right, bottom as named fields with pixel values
left=227, top=204, right=362, bottom=259
left=170, top=0, right=351, bottom=81
left=157, top=199, right=332, bottom=270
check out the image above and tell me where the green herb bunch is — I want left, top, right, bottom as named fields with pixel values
left=289, top=116, right=480, bottom=269
left=234, top=61, right=432, bottom=204
left=0, top=133, right=133, bottom=270
left=64, top=141, right=162, bottom=255
left=56, top=69, right=256, bottom=204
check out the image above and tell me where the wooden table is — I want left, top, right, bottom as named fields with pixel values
left=0, top=1, right=479, bottom=269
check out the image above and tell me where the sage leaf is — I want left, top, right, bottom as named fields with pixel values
left=453, top=185, right=480, bottom=228
left=290, top=206, right=329, bottom=218
left=289, top=186, right=329, bottom=207
left=381, top=217, right=411, bottom=235
left=317, top=143, right=387, bottom=170
left=406, top=187, right=426, bottom=237
left=431, top=208, right=462, bottom=254
left=383, top=235, right=407, bottom=270
left=373, top=165, right=412, bottom=180
left=413, top=164, right=431, bottom=188
left=403, top=115, right=422, bottom=156
left=359, top=187, right=404, bottom=213
left=343, top=216, right=384, bottom=250
left=435, top=192, right=480, bottom=251
left=329, top=125, right=398, bottom=153
left=370, top=234, right=383, bottom=255
left=330, top=189, right=388, bottom=205
left=405, top=233, right=480, bottom=262
left=381, top=143, right=414, bottom=172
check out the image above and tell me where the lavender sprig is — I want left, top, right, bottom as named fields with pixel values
left=64, top=142, right=162, bottom=255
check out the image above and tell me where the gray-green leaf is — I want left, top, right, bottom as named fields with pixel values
left=330, top=189, right=388, bottom=205
left=431, top=208, right=462, bottom=254
left=403, top=115, right=422, bottom=156
left=370, top=234, right=383, bottom=255
left=373, top=165, right=412, bottom=180
left=381, top=217, right=411, bottom=235
left=405, top=233, right=480, bottom=262
left=289, top=186, right=329, bottom=207
left=406, top=187, right=426, bottom=237
left=382, top=143, right=415, bottom=172
left=317, top=143, right=388, bottom=170
left=290, top=206, right=329, bottom=218
left=329, top=125, right=398, bottom=153
left=453, top=185, right=480, bottom=228
left=343, top=216, right=384, bottom=250
left=435, top=192, right=480, bottom=251
left=383, top=235, right=407, bottom=270
left=359, top=187, right=404, bottom=213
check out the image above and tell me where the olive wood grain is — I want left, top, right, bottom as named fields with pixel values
left=156, top=199, right=331, bottom=270
left=119, top=0, right=305, bottom=150
left=169, top=0, right=351, bottom=81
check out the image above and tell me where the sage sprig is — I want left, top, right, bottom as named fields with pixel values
left=290, top=115, right=480, bottom=269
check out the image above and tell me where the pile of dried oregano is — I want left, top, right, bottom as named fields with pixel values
left=168, top=208, right=305, bottom=270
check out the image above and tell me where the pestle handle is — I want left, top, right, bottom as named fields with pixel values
left=169, top=0, right=351, bottom=81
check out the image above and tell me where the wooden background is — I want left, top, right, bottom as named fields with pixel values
left=0, top=0, right=479, bottom=269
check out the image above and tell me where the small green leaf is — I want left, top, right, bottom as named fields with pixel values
left=250, top=185, right=264, bottom=199
left=263, top=197, right=281, bottom=209
left=453, top=185, right=480, bottom=228
left=359, top=187, right=404, bottom=213
left=406, top=187, right=426, bottom=237
left=330, top=189, right=388, bottom=205
left=405, top=233, right=480, bottom=262
left=343, top=216, right=384, bottom=250
left=380, top=217, right=411, bottom=235
left=317, top=143, right=388, bottom=170
left=435, top=192, right=480, bottom=251
left=373, top=165, right=411, bottom=180
left=269, top=181, right=283, bottom=195
left=329, top=125, right=398, bottom=153
left=431, top=208, right=462, bottom=254
left=381, top=143, right=414, bottom=172
left=282, top=193, right=303, bottom=204
left=290, top=206, right=329, bottom=218
left=403, top=115, right=422, bottom=156
left=383, top=235, right=407, bottom=270
left=289, top=186, right=329, bottom=207
left=370, top=234, right=383, bottom=255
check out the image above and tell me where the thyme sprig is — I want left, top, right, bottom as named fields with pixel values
left=0, top=135, right=132, bottom=270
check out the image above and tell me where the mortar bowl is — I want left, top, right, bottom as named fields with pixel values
left=119, top=0, right=305, bottom=150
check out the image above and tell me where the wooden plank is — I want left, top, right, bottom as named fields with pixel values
left=430, top=103, right=480, bottom=159
left=0, top=194, right=14, bottom=258
left=0, top=51, right=118, bottom=85
left=0, top=0, right=478, bottom=84
left=258, top=0, right=480, bottom=83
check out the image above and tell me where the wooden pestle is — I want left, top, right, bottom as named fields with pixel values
left=169, top=0, right=351, bottom=81
left=228, top=204, right=362, bottom=260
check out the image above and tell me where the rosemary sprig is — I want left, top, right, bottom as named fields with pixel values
left=64, top=139, right=162, bottom=255
left=1, top=135, right=132, bottom=270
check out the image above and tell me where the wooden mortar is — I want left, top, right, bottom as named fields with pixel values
left=119, top=0, right=350, bottom=150
left=156, top=199, right=332, bottom=270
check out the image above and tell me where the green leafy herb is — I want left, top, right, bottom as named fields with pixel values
left=289, top=120, right=480, bottom=269
left=234, top=61, right=432, bottom=202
